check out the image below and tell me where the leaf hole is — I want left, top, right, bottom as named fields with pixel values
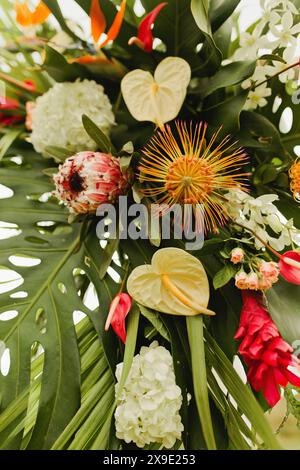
left=57, top=282, right=67, bottom=294
left=279, top=107, right=293, bottom=134
left=9, top=254, right=41, bottom=267
left=35, top=308, right=47, bottom=334
left=10, top=291, right=28, bottom=299
left=0, top=184, right=14, bottom=199
left=0, top=310, right=19, bottom=321
left=0, top=347, right=10, bottom=376
left=0, top=268, right=24, bottom=293
left=0, top=221, right=21, bottom=241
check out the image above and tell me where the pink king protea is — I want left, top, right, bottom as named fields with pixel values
left=53, top=151, right=131, bottom=214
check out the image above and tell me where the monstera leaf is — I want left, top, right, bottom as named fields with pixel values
left=0, top=149, right=120, bottom=449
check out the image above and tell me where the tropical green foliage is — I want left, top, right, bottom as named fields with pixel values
left=1, top=0, right=300, bottom=450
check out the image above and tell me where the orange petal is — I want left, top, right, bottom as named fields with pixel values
left=69, top=55, right=110, bottom=64
left=32, top=2, right=51, bottom=24
left=90, top=0, right=107, bottom=43
left=15, top=1, right=50, bottom=26
left=99, top=0, right=126, bottom=48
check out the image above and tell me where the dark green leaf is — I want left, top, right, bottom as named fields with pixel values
left=43, top=0, right=82, bottom=41
left=209, top=0, right=241, bottom=32
left=201, top=61, right=256, bottom=98
left=42, top=46, right=87, bottom=82
left=266, top=278, right=300, bottom=345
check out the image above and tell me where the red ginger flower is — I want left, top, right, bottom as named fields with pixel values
left=128, top=3, right=167, bottom=53
left=53, top=151, right=131, bottom=214
left=235, top=291, right=300, bottom=407
left=105, top=293, right=132, bottom=343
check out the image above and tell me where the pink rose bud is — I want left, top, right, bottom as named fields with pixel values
left=247, top=272, right=259, bottom=291
left=258, top=277, right=273, bottom=291
left=259, top=261, right=279, bottom=284
left=231, top=248, right=244, bottom=264
left=235, top=271, right=248, bottom=290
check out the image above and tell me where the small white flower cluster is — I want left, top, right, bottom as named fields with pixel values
left=234, top=0, right=300, bottom=111
left=31, top=80, right=115, bottom=156
left=115, top=341, right=184, bottom=449
left=225, top=189, right=300, bottom=251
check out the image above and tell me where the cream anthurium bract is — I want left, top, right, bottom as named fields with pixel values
left=121, top=57, right=191, bottom=128
left=127, top=247, right=214, bottom=316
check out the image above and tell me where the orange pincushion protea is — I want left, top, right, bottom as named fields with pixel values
left=289, top=159, right=300, bottom=202
left=139, top=121, right=248, bottom=233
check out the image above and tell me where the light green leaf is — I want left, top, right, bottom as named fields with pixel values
left=82, top=114, right=115, bottom=154
left=44, top=146, right=72, bottom=162
left=139, top=304, right=170, bottom=342
left=187, top=316, right=216, bottom=450
left=213, top=264, right=236, bottom=289
left=0, top=129, right=22, bottom=160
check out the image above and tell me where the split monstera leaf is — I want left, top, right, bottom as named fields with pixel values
left=127, top=248, right=214, bottom=316
left=121, top=57, right=191, bottom=128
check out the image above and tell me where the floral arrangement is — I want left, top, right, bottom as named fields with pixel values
left=0, top=0, right=300, bottom=451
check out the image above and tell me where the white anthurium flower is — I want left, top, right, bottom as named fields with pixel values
left=269, top=11, right=300, bottom=48
left=127, top=247, right=214, bottom=317
left=121, top=57, right=191, bottom=128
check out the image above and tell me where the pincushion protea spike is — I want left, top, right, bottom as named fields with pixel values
left=289, top=158, right=300, bottom=202
left=139, top=121, right=249, bottom=234
left=53, top=151, right=131, bottom=214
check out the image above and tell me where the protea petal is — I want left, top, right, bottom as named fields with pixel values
left=279, top=251, right=300, bottom=285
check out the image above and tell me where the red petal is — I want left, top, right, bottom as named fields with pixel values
left=263, top=369, right=281, bottom=407
left=279, top=251, right=300, bottom=285
left=0, top=96, right=19, bottom=110
left=285, top=367, right=300, bottom=388
left=137, top=2, right=167, bottom=52
left=106, top=293, right=132, bottom=344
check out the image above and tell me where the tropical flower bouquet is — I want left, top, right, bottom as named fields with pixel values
left=0, top=0, right=300, bottom=451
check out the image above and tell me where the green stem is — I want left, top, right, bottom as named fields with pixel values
left=186, top=316, right=216, bottom=450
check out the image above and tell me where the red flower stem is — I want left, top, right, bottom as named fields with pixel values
left=250, top=59, right=300, bottom=90
left=231, top=218, right=300, bottom=269
left=231, top=219, right=281, bottom=257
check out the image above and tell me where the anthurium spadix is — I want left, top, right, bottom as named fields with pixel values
left=127, top=248, right=215, bottom=316
left=121, top=57, right=191, bottom=128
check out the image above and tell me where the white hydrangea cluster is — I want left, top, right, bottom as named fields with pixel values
left=115, top=341, right=184, bottom=449
left=233, top=0, right=300, bottom=111
left=31, top=80, right=115, bottom=156
left=225, top=189, right=300, bottom=251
